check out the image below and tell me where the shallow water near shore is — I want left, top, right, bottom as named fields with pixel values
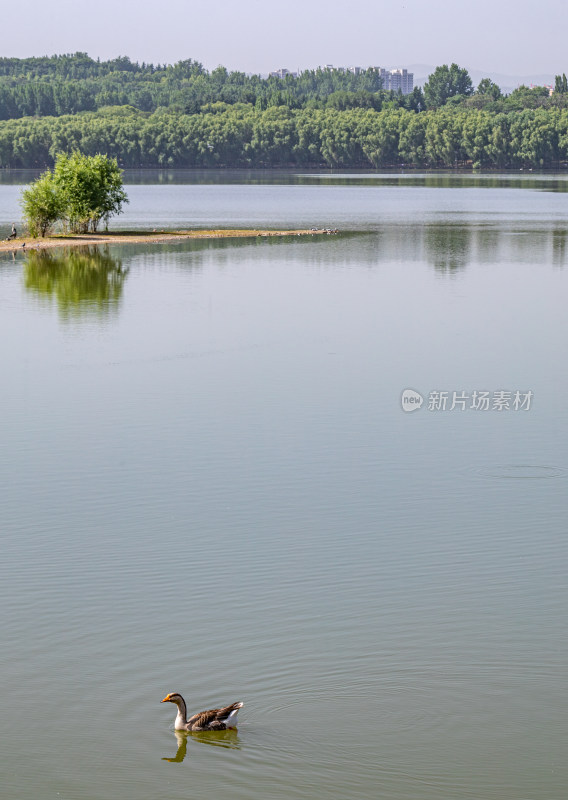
left=0, top=171, right=567, bottom=799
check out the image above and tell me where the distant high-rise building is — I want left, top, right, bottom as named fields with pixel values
left=269, top=68, right=298, bottom=79
left=378, top=68, right=414, bottom=94
left=268, top=65, right=414, bottom=94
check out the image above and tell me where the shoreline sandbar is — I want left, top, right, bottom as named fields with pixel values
left=0, top=228, right=335, bottom=253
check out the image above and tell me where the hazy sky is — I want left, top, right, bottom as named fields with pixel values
left=6, top=0, right=567, bottom=76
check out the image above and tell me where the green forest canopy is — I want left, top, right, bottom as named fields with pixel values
left=2, top=104, right=568, bottom=170
left=0, top=53, right=564, bottom=119
left=1, top=54, right=568, bottom=169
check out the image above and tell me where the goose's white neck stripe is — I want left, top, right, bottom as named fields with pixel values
left=171, top=696, right=188, bottom=729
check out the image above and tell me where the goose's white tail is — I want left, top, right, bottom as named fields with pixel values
left=225, top=702, right=244, bottom=727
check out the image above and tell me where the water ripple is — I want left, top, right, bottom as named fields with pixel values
left=466, top=463, right=567, bottom=480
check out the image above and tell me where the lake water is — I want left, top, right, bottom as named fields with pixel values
left=1, top=171, right=567, bottom=800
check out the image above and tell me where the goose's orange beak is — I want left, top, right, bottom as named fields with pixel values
left=161, top=694, right=171, bottom=703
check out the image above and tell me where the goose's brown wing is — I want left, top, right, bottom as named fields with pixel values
left=187, top=702, right=242, bottom=731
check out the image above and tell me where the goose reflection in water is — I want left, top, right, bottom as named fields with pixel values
left=23, top=245, right=128, bottom=319
left=162, top=729, right=241, bottom=762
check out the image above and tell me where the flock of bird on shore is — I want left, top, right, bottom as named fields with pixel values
left=3, top=225, right=339, bottom=251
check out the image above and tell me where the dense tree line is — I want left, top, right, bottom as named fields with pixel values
left=0, top=53, right=428, bottom=119
left=2, top=55, right=568, bottom=170
left=1, top=54, right=567, bottom=121
left=2, top=104, right=568, bottom=169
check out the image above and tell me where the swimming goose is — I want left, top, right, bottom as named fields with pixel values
left=161, top=692, right=243, bottom=731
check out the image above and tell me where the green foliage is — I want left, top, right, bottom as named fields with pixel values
left=476, top=78, right=502, bottom=100
left=506, top=85, right=551, bottom=111
left=53, top=151, right=128, bottom=232
left=5, top=99, right=568, bottom=172
left=424, top=64, right=474, bottom=108
left=20, top=152, right=128, bottom=236
left=21, top=170, right=63, bottom=236
left=403, top=87, right=426, bottom=113
left=555, top=74, right=568, bottom=94
left=1, top=53, right=567, bottom=123
left=0, top=55, right=405, bottom=119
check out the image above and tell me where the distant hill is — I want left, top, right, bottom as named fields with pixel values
left=409, top=64, right=556, bottom=93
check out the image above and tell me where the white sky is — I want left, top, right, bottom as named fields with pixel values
left=5, top=0, right=567, bottom=77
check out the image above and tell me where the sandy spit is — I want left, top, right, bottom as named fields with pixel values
left=0, top=228, right=334, bottom=253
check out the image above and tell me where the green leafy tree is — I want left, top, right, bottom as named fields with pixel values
left=485, top=113, right=511, bottom=167
left=21, top=170, right=63, bottom=237
left=402, top=86, right=426, bottom=113
left=476, top=78, right=502, bottom=100
left=555, top=74, right=568, bottom=94
left=21, top=152, right=128, bottom=235
left=53, top=151, right=128, bottom=232
left=509, top=109, right=559, bottom=166
left=424, top=64, right=474, bottom=108
left=461, top=110, right=495, bottom=167
left=424, top=109, right=467, bottom=165
left=358, top=108, right=404, bottom=166
left=506, top=85, right=550, bottom=111
left=398, top=112, right=427, bottom=164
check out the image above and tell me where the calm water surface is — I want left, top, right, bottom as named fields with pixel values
left=0, top=173, right=567, bottom=800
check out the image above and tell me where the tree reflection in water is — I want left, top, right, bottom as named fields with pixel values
left=425, top=224, right=472, bottom=275
left=23, top=246, right=128, bottom=319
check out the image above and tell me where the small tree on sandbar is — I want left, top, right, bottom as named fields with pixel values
left=54, top=152, right=128, bottom=233
left=21, top=152, right=129, bottom=237
left=21, top=171, right=63, bottom=237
